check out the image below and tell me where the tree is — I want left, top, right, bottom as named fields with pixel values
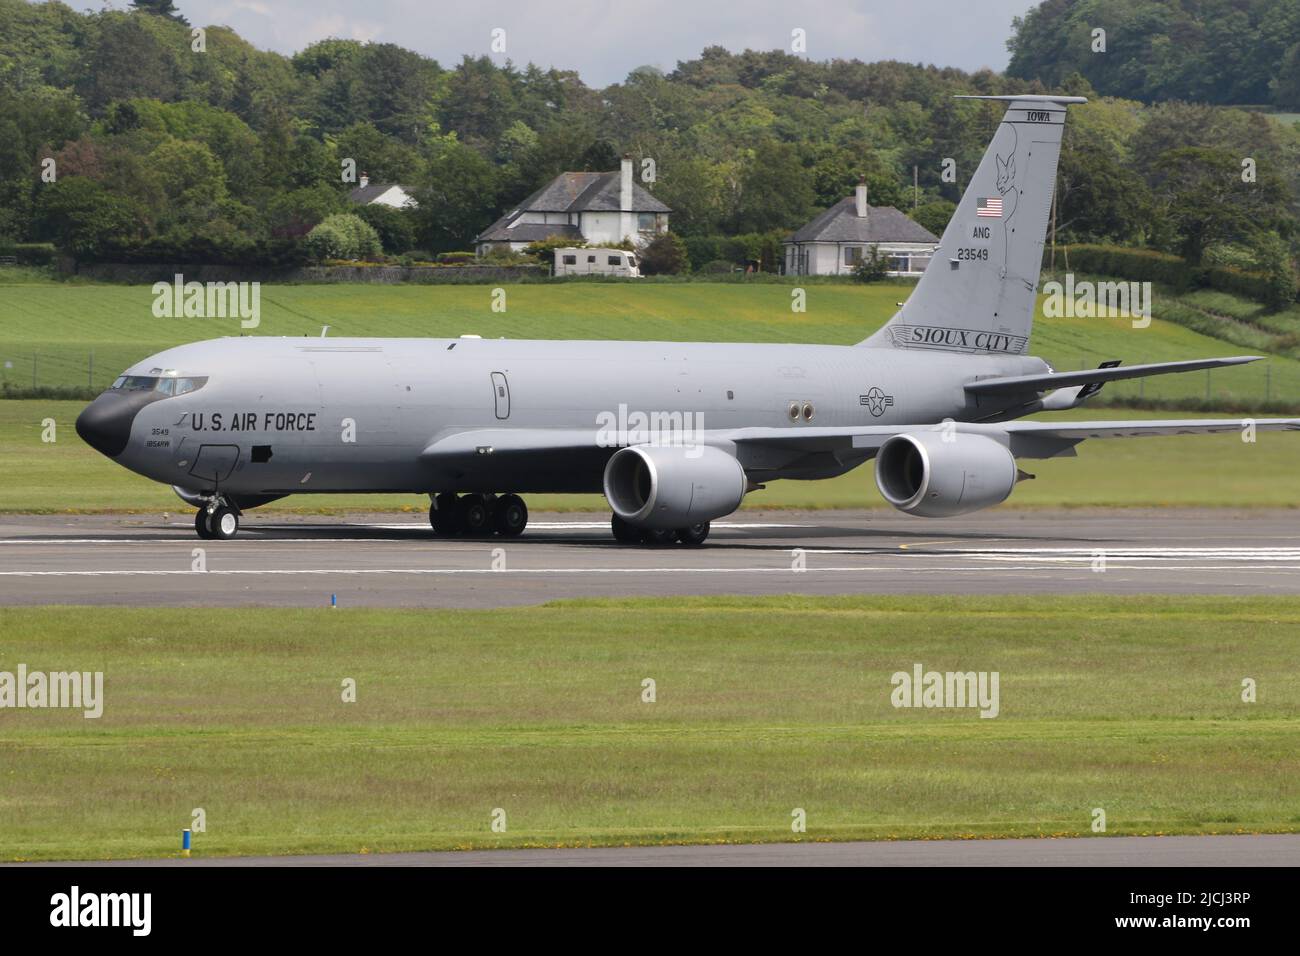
left=638, top=233, right=689, bottom=275
left=150, top=139, right=227, bottom=210
left=130, top=1, right=189, bottom=25
left=356, top=203, right=416, bottom=254
left=852, top=246, right=890, bottom=283
left=303, top=213, right=381, bottom=261
left=78, top=13, right=184, bottom=113
left=910, top=200, right=956, bottom=238
left=334, top=122, right=422, bottom=184
left=732, top=139, right=813, bottom=234
left=412, top=141, right=499, bottom=252
left=1254, top=232, right=1298, bottom=311
left=34, top=178, right=145, bottom=257
left=1154, top=147, right=1292, bottom=264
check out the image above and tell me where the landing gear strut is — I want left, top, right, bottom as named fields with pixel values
left=611, top=514, right=710, bottom=546
left=194, top=496, right=240, bottom=540
left=429, top=493, right=530, bottom=538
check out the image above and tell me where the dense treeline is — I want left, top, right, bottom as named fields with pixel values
left=0, top=0, right=1296, bottom=289
left=1008, top=0, right=1300, bottom=108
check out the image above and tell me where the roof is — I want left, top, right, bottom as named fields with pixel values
left=476, top=169, right=670, bottom=243
left=348, top=183, right=410, bottom=204
left=786, top=198, right=939, bottom=244
left=520, top=171, right=670, bottom=214
left=477, top=222, right=584, bottom=244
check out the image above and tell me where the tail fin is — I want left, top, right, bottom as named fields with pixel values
left=862, top=94, right=1086, bottom=355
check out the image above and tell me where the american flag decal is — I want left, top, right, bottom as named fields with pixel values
left=977, top=197, right=1003, bottom=217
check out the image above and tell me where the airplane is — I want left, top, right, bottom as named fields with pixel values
left=76, top=94, right=1300, bottom=543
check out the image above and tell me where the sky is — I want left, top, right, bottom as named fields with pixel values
left=102, top=0, right=1038, bottom=86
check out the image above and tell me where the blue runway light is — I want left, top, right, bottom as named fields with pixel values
left=182, top=827, right=191, bottom=857
left=331, top=593, right=337, bottom=608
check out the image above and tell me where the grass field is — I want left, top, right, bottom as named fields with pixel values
left=1, top=597, right=1296, bottom=861
left=3, top=276, right=1299, bottom=403
left=3, top=399, right=1297, bottom=512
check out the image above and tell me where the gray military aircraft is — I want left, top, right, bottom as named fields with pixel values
left=77, top=95, right=1299, bottom=542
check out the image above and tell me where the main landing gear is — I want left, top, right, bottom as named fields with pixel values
left=194, top=496, right=240, bottom=540
left=611, top=514, right=710, bottom=546
left=429, top=493, right=529, bottom=538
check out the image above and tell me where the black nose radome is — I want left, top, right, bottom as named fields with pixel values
left=76, top=393, right=141, bottom=458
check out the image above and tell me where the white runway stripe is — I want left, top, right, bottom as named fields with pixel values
left=3, top=564, right=1300, bottom=577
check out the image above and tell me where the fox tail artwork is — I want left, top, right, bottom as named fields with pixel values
left=77, top=95, right=1299, bottom=543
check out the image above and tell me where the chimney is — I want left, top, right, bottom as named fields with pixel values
left=620, top=154, right=633, bottom=211
left=855, top=178, right=868, bottom=218
left=360, top=172, right=370, bottom=189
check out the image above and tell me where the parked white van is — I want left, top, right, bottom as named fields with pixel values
left=553, top=247, right=642, bottom=277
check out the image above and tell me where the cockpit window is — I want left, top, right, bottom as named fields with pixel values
left=109, top=375, right=208, bottom=395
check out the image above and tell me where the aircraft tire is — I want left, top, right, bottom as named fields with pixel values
left=493, top=494, right=528, bottom=537
left=675, top=522, right=710, bottom=546
left=210, top=506, right=239, bottom=540
left=459, top=494, right=492, bottom=536
left=643, top=529, right=677, bottom=546
left=430, top=493, right=460, bottom=535
left=611, top=514, right=642, bottom=544
left=194, top=508, right=215, bottom=540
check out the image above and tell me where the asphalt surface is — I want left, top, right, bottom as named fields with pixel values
left=19, top=834, right=1300, bottom=867
left=2, top=508, right=1300, bottom=607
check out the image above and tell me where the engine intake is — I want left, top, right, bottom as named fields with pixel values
left=604, top=444, right=747, bottom=529
left=875, top=432, right=1017, bottom=517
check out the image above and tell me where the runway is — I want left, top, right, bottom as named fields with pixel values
left=2, top=508, right=1299, bottom=607
left=20, top=833, right=1300, bottom=867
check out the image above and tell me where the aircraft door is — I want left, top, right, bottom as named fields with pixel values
left=188, top=443, right=240, bottom=484
left=491, top=371, right=510, bottom=420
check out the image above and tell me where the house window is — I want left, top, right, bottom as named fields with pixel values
left=888, top=255, right=908, bottom=273
left=909, top=256, right=932, bottom=274
left=844, top=247, right=864, bottom=266
left=637, top=213, right=656, bottom=231
left=562, top=255, right=577, bottom=265
left=587, top=255, right=596, bottom=263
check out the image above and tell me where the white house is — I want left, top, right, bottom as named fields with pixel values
left=475, top=156, right=670, bottom=255
left=784, top=182, right=938, bottom=277
left=348, top=174, right=417, bottom=209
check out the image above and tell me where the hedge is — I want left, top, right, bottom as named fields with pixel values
left=0, top=242, right=57, bottom=265
left=1057, top=244, right=1291, bottom=304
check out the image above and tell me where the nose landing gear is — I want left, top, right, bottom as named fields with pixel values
left=194, top=496, right=240, bottom=540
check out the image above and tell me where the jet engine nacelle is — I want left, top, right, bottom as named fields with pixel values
left=603, top=444, right=747, bottom=529
left=874, top=431, right=1017, bottom=517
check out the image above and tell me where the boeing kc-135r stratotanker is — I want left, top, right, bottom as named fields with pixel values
left=76, top=95, right=1300, bottom=542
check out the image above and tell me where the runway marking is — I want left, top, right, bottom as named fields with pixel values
left=3, top=564, right=1300, bottom=577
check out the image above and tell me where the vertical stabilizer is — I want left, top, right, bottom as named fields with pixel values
left=862, top=94, right=1086, bottom=355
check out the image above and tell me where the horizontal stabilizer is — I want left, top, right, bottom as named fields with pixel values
left=965, top=357, right=1262, bottom=395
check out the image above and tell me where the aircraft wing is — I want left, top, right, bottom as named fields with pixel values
left=964, top=356, right=1262, bottom=395
left=421, top=417, right=1300, bottom=468
left=718, top=418, right=1300, bottom=460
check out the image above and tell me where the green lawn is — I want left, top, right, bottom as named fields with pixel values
left=3, top=399, right=1297, bottom=512
left=3, top=277, right=1298, bottom=402
left=1, top=598, right=1296, bottom=861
